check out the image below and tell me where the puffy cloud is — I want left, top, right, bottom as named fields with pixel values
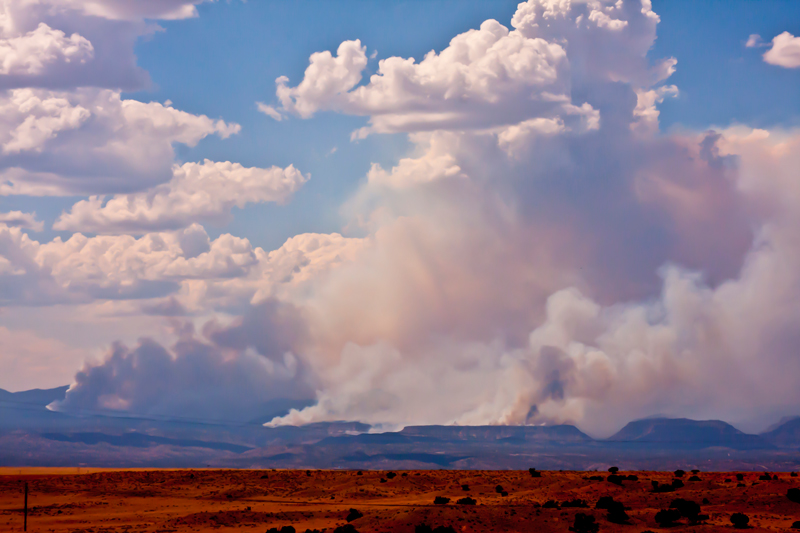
left=0, top=223, right=260, bottom=305
left=763, top=31, right=800, bottom=68
left=745, top=34, right=763, bottom=48
left=270, top=0, right=674, bottom=139
left=0, top=0, right=207, bottom=90
left=0, top=89, right=239, bottom=196
left=0, top=210, right=43, bottom=230
left=256, top=102, right=283, bottom=121
left=0, top=22, right=93, bottom=76
left=54, top=160, right=308, bottom=234
left=275, top=21, right=589, bottom=137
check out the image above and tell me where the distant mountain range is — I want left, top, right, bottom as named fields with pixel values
left=1, top=386, right=799, bottom=470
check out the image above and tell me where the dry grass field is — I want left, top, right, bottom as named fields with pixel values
left=1, top=468, right=799, bottom=533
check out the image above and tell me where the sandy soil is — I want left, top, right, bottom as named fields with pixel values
left=1, top=468, right=798, bottom=532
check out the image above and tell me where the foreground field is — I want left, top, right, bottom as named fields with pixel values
left=1, top=468, right=799, bottom=532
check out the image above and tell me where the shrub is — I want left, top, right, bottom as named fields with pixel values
left=386, top=472, right=396, bottom=479
left=529, top=468, right=541, bottom=478
left=691, top=469, right=700, bottom=474
left=736, top=473, right=744, bottom=481
left=688, top=476, right=701, bottom=482
left=792, top=472, right=798, bottom=477
left=266, top=528, right=296, bottom=533
left=456, top=497, right=476, bottom=505
left=334, top=526, right=358, bottom=533
left=356, top=471, right=362, bottom=475
left=589, top=475, right=604, bottom=481
left=788, top=488, right=800, bottom=504
left=346, top=509, right=363, bottom=522
left=500, top=491, right=508, bottom=497
left=434, top=496, right=450, bottom=505
left=607, top=475, right=624, bottom=486
left=669, top=498, right=707, bottom=523
left=730, top=513, right=750, bottom=529
left=416, top=526, right=433, bottom=533
left=626, top=475, right=638, bottom=481
left=654, top=509, right=682, bottom=527
left=595, top=496, right=616, bottom=509
left=759, top=474, right=772, bottom=481
left=495, top=485, right=504, bottom=493
left=461, top=484, right=470, bottom=491
left=543, top=500, right=560, bottom=509
left=569, top=513, right=599, bottom=533
left=674, top=470, right=685, bottom=478
left=791, top=521, right=800, bottom=529
left=606, top=501, right=630, bottom=524
left=671, top=479, right=684, bottom=489
left=608, top=466, right=619, bottom=474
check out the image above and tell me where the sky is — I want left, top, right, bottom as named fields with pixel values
left=1, top=0, right=800, bottom=436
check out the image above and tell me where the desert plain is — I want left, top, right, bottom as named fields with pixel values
left=1, top=468, right=799, bottom=533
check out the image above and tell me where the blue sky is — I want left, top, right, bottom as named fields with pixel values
left=2, top=0, right=800, bottom=434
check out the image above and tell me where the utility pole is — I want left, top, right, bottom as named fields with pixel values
left=23, top=482, right=28, bottom=532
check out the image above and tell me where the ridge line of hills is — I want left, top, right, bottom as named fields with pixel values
left=2, top=386, right=799, bottom=470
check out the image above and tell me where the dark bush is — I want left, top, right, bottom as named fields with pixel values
left=356, top=471, right=362, bottom=475
left=261, top=474, right=269, bottom=479
left=266, top=528, right=296, bottom=533
left=303, top=529, right=322, bottom=533
left=334, top=525, right=358, bottom=533
left=434, top=496, right=450, bottom=505
left=500, top=491, right=508, bottom=497
left=730, top=513, right=750, bottom=529
left=608, top=466, right=619, bottom=474
left=569, top=513, right=599, bottom=533
left=456, top=497, right=476, bottom=505
left=688, top=476, right=701, bottom=482
left=702, top=498, right=710, bottom=505
left=607, top=475, right=624, bottom=486
left=402, top=473, right=408, bottom=477
left=589, top=475, right=604, bottom=481
left=495, top=485, right=504, bottom=493
left=654, top=509, right=682, bottom=527
left=562, top=499, right=589, bottom=508
left=543, top=500, right=560, bottom=509
left=461, top=484, right=470, bottom=491
left=415, top=525, right=433, bottom=533
left=792, top=472, right=798, bottom=477
left=606, top=501, right=630, bottom=524
left=529, top=468, right=541, bottom=478
left=671, top=479, right=684, bottom=489
left=626, top=475, right=638, bottom=481
left=691, top=469, right=700, bottom=474
left=736, top=473, right=744, bottom=481
left=674, top=470, right=685, bottom=478
left=792, top=521, right=800, bottom=529
left=669, top=499, right=707, bottom=523
left=737, top=483, right=746, bottom=487
left=346, top=509, right=363, bottom=522
left=306, top=470, right=311, bottom=477
left=432, top=528, right=456, bottom=533
left=386, top=472, right=396, bottom=479
left=595, top=496, right=616, bottom=509
left=759, top=474, right=772, bottom=481
left=788, top=488, right=800, bottom=503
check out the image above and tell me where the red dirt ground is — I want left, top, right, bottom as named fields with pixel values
left=1, top=468, right=799, bottom=532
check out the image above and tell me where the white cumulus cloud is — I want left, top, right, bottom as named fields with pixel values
left=763, top=31, right=800, bottom=68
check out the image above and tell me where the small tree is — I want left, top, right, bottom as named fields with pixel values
left=674, top=469, right=685, bottom=478
left=529, top=468, right=542, bottom=478
left=788, top=488, right=800, bottom=504
left=654, top=509, right=681, bottom=527
left=730, top=513, right=749, bottom=529
left=569, top=513, right=599, bottom=533
left=608, top=466, right=619, bottom=474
